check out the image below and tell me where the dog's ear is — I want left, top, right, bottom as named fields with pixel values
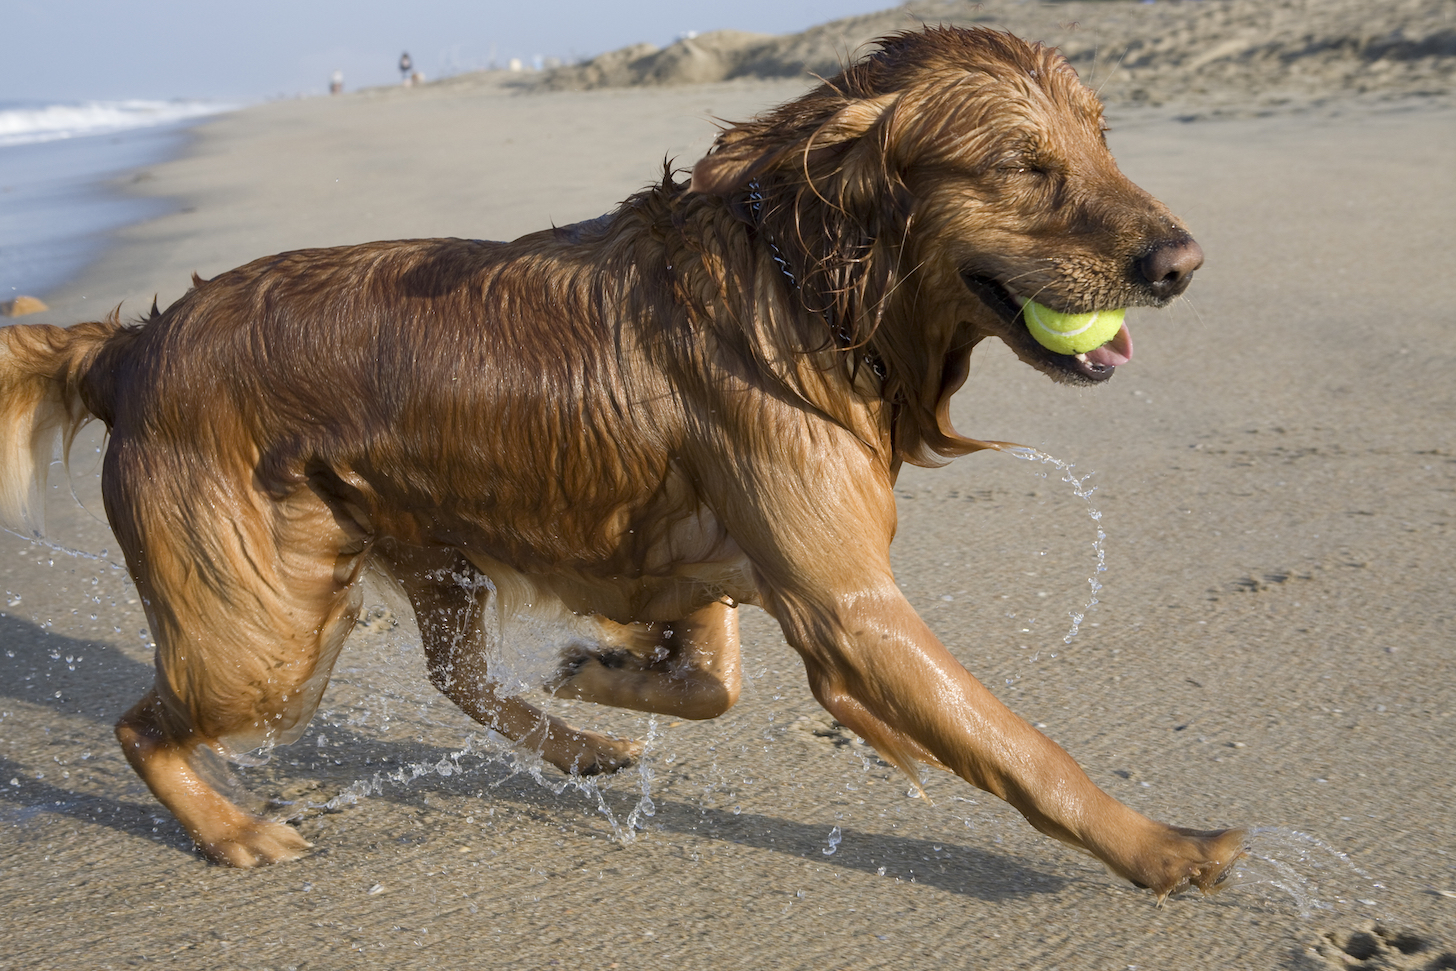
left=805, top=93, right=899, bottom=151
left=688, top=93, right=899, bottom=196
left=687, top=129, right=764, bottom=196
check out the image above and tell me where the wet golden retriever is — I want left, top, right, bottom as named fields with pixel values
left=0, top=28, right=1243, bottom=899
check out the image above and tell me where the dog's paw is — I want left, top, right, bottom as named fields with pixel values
left=1139, top=826, right=1248, bottom=903
left=557, top=731, right=643, bottom=777
left=196, top=817, right=312, bottom=868
left=546, top=646, right=653, bottom=707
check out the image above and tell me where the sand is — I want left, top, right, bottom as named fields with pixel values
left=2, top=4, right=1455, bottom=969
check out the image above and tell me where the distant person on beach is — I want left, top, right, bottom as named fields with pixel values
left=399, top=52, right=412, bottom=84
left=330, top=70, right=343, bottom=95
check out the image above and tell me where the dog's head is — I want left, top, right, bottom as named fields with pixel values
left=689, top=27, right=1201, bottom=460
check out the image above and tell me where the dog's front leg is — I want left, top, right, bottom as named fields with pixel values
left=695, top=410, right=1242, bottom=899
left=766, top=579, right=1245, bottom=901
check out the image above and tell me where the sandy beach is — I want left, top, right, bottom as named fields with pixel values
left=2, top=2, right=1455, bottom=968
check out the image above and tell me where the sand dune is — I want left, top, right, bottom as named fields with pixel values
left=537, top=0, right=1456, bottom=112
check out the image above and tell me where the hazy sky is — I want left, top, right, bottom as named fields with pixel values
left=5, top=0, right=894, bottom=103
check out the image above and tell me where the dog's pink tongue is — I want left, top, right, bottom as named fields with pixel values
left=1083, top=323, right=1133, bottom=368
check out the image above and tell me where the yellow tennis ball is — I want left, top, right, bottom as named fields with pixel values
left=1022, top=300, right=1125, bottom=355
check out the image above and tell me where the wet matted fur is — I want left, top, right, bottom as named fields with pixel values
left=0, top=28, right=1241, bottom=899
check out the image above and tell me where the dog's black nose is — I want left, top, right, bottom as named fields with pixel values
left=1137, top=236, right=1203, bottom=299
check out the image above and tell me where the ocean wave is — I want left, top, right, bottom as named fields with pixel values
left=0, top=100, right=234, bottom=148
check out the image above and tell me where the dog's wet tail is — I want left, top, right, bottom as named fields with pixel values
left=0, top=315, right=128, bottom=536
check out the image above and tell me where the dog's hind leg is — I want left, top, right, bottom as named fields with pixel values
left=383, top=546, right=642, bottom=776
left=108, top=452, right=367, bottom=867
left=547, top=601, right=742, bottom=720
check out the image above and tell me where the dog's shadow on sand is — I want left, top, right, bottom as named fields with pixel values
left=0, top=614, right=1066, bottom=901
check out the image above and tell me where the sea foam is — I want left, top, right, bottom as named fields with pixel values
left=0, top=99, right=231, bottom=148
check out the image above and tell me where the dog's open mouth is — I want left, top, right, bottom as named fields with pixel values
left=960, top=273, right=1133, bottom=383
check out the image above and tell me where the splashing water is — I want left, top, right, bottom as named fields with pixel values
left=1005, top=446, right=1107, bottom=645
left=1219, top=827, right=1387, bottom=918
left=3, top=529, right=128, bottom=574
left=622, top=715, right=660, bottom=835
left=304, top=711, right=663, bottom=844
left=822, top=825, right=842, bottom=856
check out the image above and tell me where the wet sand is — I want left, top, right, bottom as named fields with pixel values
left=2, top=59, right=1454, bottom=971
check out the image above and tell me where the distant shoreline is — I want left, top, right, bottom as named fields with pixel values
left=0, top=104, right=231, bottom=304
